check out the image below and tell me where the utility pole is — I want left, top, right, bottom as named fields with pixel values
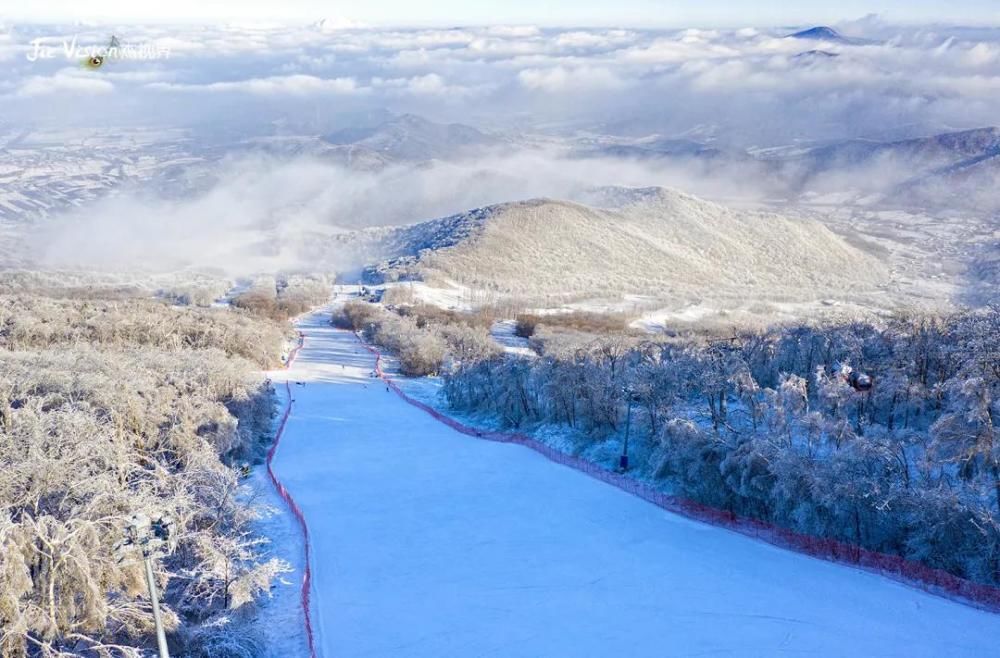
left=117, top=514, right=176, bottom=658
left=621, top=385, right=635, bottom=471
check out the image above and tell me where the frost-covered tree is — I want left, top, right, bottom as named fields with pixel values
left=0, top=291, right=292, bottom=656
left=439, top=307, right=1000, bottom=586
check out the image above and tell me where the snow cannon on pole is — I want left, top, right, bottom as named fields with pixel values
left=115, top=513, right=176, bottom=658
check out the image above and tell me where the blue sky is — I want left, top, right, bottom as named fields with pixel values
left=6, top=0, right=1000, bottom=26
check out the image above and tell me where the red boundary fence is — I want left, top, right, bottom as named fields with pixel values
left=264, top=331, right=319, bottom=658
left=359, top=338, right=1000, bottom=613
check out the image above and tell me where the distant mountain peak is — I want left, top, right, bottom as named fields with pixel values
left=794, top=49, right=841, bottom=60
left=787, top=26, right=875, bottom=47
left=321, top=112, right=499, bottom=162
left=575, top=185, right=692, bottom=209
left=788, top=26, right=846, bottom=41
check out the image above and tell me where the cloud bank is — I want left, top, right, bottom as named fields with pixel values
left=2, top=18, right=1000, bottom=143
left=30, top=149, right=780, bottom=273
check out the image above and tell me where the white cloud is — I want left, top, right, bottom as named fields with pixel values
left=467, top=37, right=547, bottom=57
left=372, top=72, right=486, bottom=98
left=14, top=70, right=115, bottom=97
left=554, top=30, right=634, bottom=50
left=963, top=42, right=1000, bottom=67
left=312, top=16, right=368, bottom=32
left=401, top=73, right=447, bottom=95
left=148, top=74, right=361, bottom=95
left=27, top=149, right=783, bottom=274
left=4, top=21, right=1000, bottom=145
left=518, top=65, right=627, bottom=92
left=486, top=26, right=541, bottom=38
left=620, top=35, right=741, bottom=64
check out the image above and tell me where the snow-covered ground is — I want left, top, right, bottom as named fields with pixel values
left=490, top=319, right=535, bottom=356
left=250, top=416, right=312, bottom=658
left=266, top=303, right=1000, bottom=657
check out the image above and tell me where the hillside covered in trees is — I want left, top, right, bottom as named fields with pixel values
left=409, top=307, right=1000, bottom=587
left=0, top=284, right=304, bottom=657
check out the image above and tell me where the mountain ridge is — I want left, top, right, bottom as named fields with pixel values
left=347, top=186, right=891, bottom=314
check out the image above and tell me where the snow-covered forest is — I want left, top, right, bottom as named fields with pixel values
left=426, top=307, right=1000, bottom=586
left=0, top=286, right=299, bottom=657
left=333, top=300, right=498, bottom=376
left=232, top=276, right=334, bottom=322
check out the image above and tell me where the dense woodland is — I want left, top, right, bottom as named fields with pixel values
left=231, top=276, right=333, bottom=322
left=333, top=300, right=497, bottom=376
left=368, top=304, right=1000, bottom=587
left=0, top=281, right=311, bottom=658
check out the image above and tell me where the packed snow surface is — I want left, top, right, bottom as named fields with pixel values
left=268, top=303, right=1000, bottom=657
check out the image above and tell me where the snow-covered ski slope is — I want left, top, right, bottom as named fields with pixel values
left=268, top=306, right=1000, bottom=658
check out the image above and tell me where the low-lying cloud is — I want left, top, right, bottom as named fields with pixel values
left=4, top=18, right=1000, bottom=142
left=27, top=148, right=797, bottom=274
left=4, top=15, right=998, bottom=308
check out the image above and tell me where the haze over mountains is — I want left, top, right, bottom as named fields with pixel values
left=575, top=126, right=1000, bottom=209
left=4, top=116, right=998, bottom=225
left=777, top=127, right=1000, bottom=185
left=1, top=18, right=997, bottom=319
left=4, top=113, right=995, bottom=319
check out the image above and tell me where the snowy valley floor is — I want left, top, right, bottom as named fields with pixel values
left=265, top=306, right=1000, bottom=658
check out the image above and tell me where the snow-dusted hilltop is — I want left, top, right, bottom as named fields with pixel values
left=787, top=26, right=848, bottom=42
left=323, top=113, right=503, bottom=162
left=786, top=26, right=871, bottom=46
left=358, top=186, right=891, bottom=318
left=779, top=127, right=1000, bottom=178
